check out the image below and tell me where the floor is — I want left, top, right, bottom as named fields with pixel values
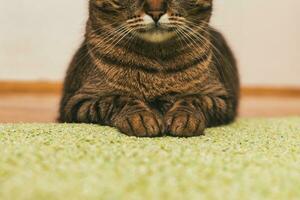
left=0, top=94, right=299, bottom=123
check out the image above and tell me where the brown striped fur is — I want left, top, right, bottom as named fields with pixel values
left=59, top=0, right=240, bottom=137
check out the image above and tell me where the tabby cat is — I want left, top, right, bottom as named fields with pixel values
left=59, top=0, right=240, bottom=137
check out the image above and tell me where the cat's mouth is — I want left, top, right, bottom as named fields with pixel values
left=137, top=30, right=176, bottom=43
left=132, top=14, right=177, bottom=43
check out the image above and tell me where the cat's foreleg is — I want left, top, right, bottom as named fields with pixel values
left=164, top=95, right=237, bottom=137
left=60, top=94, right=164, bottom=137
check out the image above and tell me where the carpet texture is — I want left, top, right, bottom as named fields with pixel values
left=1, top=118, right=300, bottom=200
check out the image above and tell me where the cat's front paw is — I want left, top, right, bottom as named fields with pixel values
left=164, top=109, right=206, bottom=137
left=113, top=110, right=164, bottom=137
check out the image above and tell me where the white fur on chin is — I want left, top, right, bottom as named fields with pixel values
left=137, top=14, right=176, bottom=43
left=138, top=32, right=176, bottom=43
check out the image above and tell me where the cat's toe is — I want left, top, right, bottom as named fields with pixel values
left=113, top=111, right=164, bottom=137
left=165, top=111, right=205, bottom=137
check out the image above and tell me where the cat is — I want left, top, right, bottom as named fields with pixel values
left=59, top=0, right=240, bottom=137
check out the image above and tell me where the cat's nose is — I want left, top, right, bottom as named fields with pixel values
left=144, top=0, right=167, bottom=23
left=146, top=10, right=165, bottom=23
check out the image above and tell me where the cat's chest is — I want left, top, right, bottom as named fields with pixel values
left=101, top=66, right=208, bottom=99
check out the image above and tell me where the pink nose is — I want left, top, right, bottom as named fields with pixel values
left=146, top=0, right=164, bottom=11
left=144, top=0, right=167, bottom=23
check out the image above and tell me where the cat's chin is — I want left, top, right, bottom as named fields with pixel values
left=137, top=31, right=176, bottom=43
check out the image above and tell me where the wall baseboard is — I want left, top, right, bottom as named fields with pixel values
left=0, top=81, right=300, bottom=97
left=242, top=87, right=300, bottom=97
left=0, top=81, right=62, bottom=94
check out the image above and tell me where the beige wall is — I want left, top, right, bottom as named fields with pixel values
left=1, top=0, right=300, bottom=86
left=0, top=0, right=87, bottom=81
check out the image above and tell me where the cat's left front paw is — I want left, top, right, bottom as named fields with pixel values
left=164, top=109, right=206, bottom=137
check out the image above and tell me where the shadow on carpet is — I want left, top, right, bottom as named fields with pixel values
left=1, top=118, right=300, bottom=200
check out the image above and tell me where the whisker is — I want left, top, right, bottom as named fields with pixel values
left=177, top=26, right=212, bottom=62
left=75, top=23, right=129, bottom=66
left=101, top=27, right=135, bottom=55
left=183, top=20, right=237, bottom=92
left=76, top=24, right=128, bottom=64
left=180, top=22, right=222, bottom=66
left=174, top=27, right=201, bottom=59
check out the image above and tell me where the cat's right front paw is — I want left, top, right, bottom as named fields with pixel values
left=164, top=104, right=206, bottom=137
left=112, top=110, right=164, bottom=137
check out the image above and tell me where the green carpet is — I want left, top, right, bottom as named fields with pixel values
left=1, top=118, right=300, bottom=200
